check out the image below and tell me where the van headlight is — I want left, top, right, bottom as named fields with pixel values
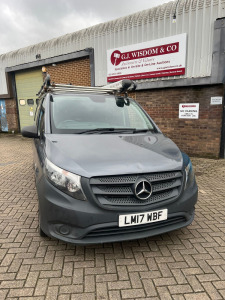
left=44, top=158, right=86, bottom=200
left=184, top=160, right=194, bottom=190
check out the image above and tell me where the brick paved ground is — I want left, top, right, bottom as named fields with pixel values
left=0, top=134, right=224, bottom=300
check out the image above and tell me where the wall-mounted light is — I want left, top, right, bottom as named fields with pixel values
left=36, top=54, right=41, bottom=60
left=19, top=99, right=26, bottom=106
left=172, top=0, right=181, bottom=24
left=172, top=13, right=177, bottom=23
left=52, top=63, right=57, bottom=67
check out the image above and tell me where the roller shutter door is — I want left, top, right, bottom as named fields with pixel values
left=15, top=69, right=43, bottom=130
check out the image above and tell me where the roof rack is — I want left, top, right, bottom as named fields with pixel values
left=37, top=75, right=136, bottom=97
left=49, top=84, right=117, bottom=95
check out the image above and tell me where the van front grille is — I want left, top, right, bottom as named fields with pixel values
left=89, top=171, right=183, bottom=207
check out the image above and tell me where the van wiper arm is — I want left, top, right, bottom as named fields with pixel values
left=132, top=129, right=155, bottom=133
left=77, top=128, right=136, bottom=134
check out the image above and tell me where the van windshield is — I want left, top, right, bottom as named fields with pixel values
left=50, top=94, right=155, bottom=134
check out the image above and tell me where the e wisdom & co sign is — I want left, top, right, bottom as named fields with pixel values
left=107, top=33, right=187, bottom=82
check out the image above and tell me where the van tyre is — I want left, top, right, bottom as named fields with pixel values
left=39, top=211, right=47, bottom=237
left=39, top=226, right=47, bottom=237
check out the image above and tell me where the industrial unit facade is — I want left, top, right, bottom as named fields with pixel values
left=0, top=0, right=225, bottom=158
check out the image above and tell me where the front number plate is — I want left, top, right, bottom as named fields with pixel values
left=119, top=209, right=168, bottom=227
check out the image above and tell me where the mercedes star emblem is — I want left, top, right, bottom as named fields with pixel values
left=134, top=178, right=152, bottom=200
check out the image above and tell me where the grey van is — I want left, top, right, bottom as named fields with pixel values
left=22, top=81, right=198, bottom=245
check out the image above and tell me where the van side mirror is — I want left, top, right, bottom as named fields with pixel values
left=21, top=125, right=38, bottom=138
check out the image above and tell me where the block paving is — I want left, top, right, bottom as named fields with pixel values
left=0, top=134, right=224, bottom=300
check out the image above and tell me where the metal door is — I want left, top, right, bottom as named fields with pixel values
left=15, top=68, right=43, bottom=130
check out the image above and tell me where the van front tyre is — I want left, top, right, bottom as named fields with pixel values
left=39, top=226, right=47, bottom=237
left=39, top=211, right=47, bottom=237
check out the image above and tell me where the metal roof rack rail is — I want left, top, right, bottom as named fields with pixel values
left=37, top=74, right=136, bottom=97
left=103, top=79, right=136, bottom=93
left=49, top=84, right=117, bottom=95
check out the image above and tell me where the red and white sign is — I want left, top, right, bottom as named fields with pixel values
left=179, top=103, right=199, bottom=119
left=107, top=34, right=187, bottom=82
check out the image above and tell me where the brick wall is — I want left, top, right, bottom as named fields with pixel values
left=5, top=98, right=19, bottom=132
left=47, top=57, right=91, bottom=86
left=135, top=85, right=224, bottom=158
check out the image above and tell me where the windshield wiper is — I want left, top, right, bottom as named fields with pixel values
left=132, top=129, right=155, bottom=133
left=76, top=128, right=156, bottom=134
left=77, top=128, right=136, bottom=134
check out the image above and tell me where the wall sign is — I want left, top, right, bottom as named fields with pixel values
left=179, top=103, right=199, bottom=119
left=107, top=33, right=187, bottom=82
left=210, top=97, right=223, bottom=105
left=29, top=107, right=34, bottom=117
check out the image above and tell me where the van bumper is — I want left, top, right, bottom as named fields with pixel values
left=37, top=177, right=198, bottom=245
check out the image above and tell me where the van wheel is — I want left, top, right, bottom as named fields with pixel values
left=39, top=226, right=47, bottom=237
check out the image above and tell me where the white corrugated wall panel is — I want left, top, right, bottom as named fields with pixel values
left=0, top=0, right=224, bottom=94
left=0, top=68, right=7, bottom=95
left=95, top=0, right=225, bottom=85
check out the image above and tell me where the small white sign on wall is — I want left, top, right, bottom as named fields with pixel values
left=179, top=103, right=199, bottom=119
left=210, top=97, right=223, bottom=105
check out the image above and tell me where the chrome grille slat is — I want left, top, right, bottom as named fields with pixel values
left=92, top=186, right=133, bottom=195
left=153, top=178, right=181, bottom=192
left=89, top=171, right=183, bottom=207
left=90, top=171, right=182, bottom=185
left=98, top=188, right=178, bottom=206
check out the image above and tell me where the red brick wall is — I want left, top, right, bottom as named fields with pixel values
left=135, top=85, right=224, bottom=158
left=47, top=57, right=91, bottom=86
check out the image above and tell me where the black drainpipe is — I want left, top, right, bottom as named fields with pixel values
left=220, top=73, right=225, bottom=158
